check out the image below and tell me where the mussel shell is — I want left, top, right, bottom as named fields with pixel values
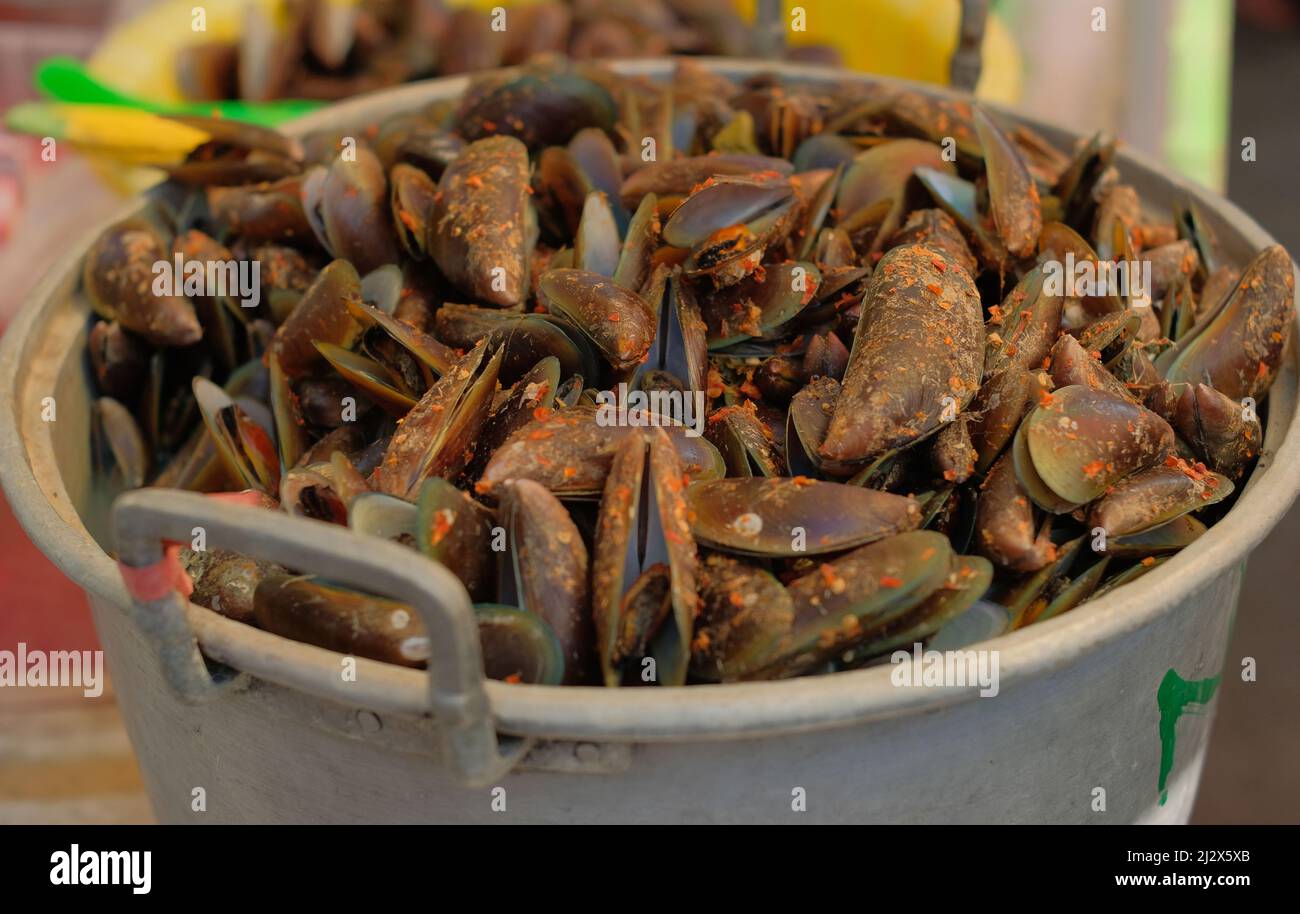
left=454, top=71, right=618, bottom=151
left=479, top=405, right=725, bottom=497
left=1018, top=385, right=1175, bottom=509
left=746, top=530, right=954, bottom=680
left=986, top=267, right=1062, bottom=376
left=838, top=555, right=994, bottom=668
left=376, top=341, right=502, bottom=499
left=686, top=477, right=920, bottom=557
left=820, top=243, right=984, bottom=464
left=1157, top=245, right=1295, bottom=401
left=320, top=145, right=402, bottom=274
left=618, top=154, right=792, bottom=211
left=474, top=604, right=566, bottom=685
left=193, top=376, right=280, bottom=496
left=82, top=218, right=202, bottom=347
left=272, top=259, right=363, bottom=379
left=497, top=478, right=593, bottom=684
left=429, top=135, right=532, bottom=307
left=974, top=451, right=1056, bottom=572
left=973, top=107, right=1041, bottom=258
left=1087, top=461, right=1232, bottom=537
left=690, top=554, right=795, bottom=682
left=662, top=173, right=793, bottom=249
left=538, top=268, right=656, bottom=371
left=92, top=397, right=148, bottom=489
left=416, top=478, right=496, bottom=602
left=253, top=574, right=429, bottom=668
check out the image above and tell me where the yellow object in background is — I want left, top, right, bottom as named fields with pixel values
left=734, top=0, right=1020, bottom=102
left=87, top=0, right=255, bottom=105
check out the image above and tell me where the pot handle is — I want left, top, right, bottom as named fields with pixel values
left=112, top=488, right=530, bottom=787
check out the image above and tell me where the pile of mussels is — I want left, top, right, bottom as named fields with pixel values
left=84, top=60, right=1296, bottom=686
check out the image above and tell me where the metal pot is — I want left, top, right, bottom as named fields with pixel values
left=2, top=60, right=1298, bottom=824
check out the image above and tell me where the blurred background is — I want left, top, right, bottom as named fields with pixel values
left=0, top=0, right=1295, bottom=823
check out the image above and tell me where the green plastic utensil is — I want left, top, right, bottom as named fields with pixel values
left=34, top=56, right=323, bottom=128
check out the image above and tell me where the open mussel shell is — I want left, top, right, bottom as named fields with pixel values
left=469, top=356, right=562, bottom=478
left=591, top=428, right=699, bottom=688
left=1032, top=555, right=1112, bottom=625
left=662, top=173, right=793, bottom=248
left=272, top=259, right=363, bottom=379
left=836, top=138, right=952, bottom=249
left=390, top=162, right=438, bottom=260
left=474, top=604, right=566, bottom=686
left=743, top=530, right=956, bottom=680
left=314, top=340, right=417, bottom=415
left=377, top=341, right=503, bottom=499
left=612, top=192, right=660, bottom=292
left=617, top=153, right=792, bottom=211
left=705, top=403, right=783, bottom=477
left=348, top=492, right=418, bottom=542
left=574, top=191, right=621, bottom=276
left=495, top=478, right=593, bottom=684
left=436, top=303, right=598, bottom=385
left=193, top=376, right=280, bottom=496
left=280, top=451, right=368, bottom=524
left=998, top=535, right=1085, bottom=630
left=1156, top=244, right=1295, bottom=401
left=682, top=194, right=796, bottom=286
left=687, top=477, right=921, bottom=557
left=985, top=266, right=1062, bottom=377
left=1075, top=308, right=1140, bottom=367
left=415, top=478, right=495, bottom=602
left=346, top=295, right=456, bottom=376
left=703, top=261, right=822, bottom=348
left=1053, top=130, right=1115, bottom=231
left=637, top=273, right=708, bottom=394
left=253, top=574, right=430, bottom=668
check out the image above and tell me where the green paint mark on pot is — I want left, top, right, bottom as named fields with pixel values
left=1157, top=668, right=1220, bottom=805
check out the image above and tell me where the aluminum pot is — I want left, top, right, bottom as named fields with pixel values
left=2, top=59, right=1298, bottom=824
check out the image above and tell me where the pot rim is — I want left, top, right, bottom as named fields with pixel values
left=2, top=57, right=1298, bottom=742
